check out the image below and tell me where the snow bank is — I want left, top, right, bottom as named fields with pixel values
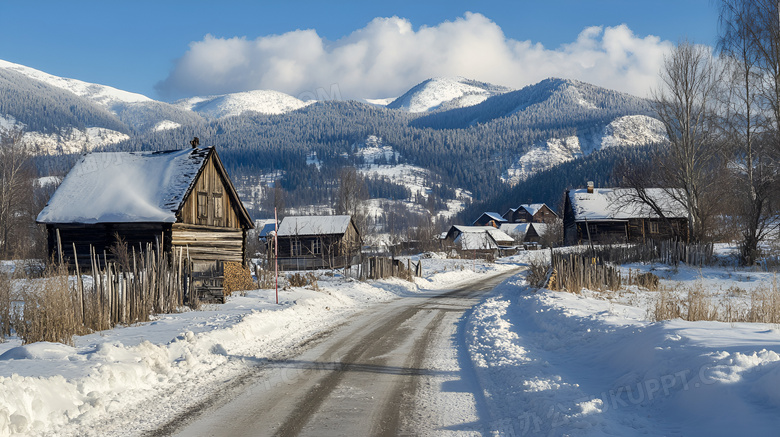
left=468, top=269, right=780, bottom=436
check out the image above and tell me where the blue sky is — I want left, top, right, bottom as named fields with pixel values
left=0, top=0, right=719, bottom=101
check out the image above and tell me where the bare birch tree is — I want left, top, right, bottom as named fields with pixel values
left=652, top=41, right=724, bottom=242
left=718, top=0, right=780, bottom=264
left=335, top=167, right=368, bottom=233
left=0, top=130, right=35, bottom=259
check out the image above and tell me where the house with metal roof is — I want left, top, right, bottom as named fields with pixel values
left=443, top=225, right=515, bottom=257
left=275, top=215, right=361, bottom=270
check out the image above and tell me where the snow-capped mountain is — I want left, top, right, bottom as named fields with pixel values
left=411, top=77, right=653, bottom=130
left=0, top=57, right=664, bottom=223
left=0, top=59, right=151, bottom=108
left=386, top=77, right=512, bottom=113
left=174, top=90, right=313, bottom=119
left=0, top=59, right=201, bottom=148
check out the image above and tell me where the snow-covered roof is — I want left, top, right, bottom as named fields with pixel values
left=568, top=188, right=687, bottom=221
left=486, top=228, right=514, bottom=245
left=531, top=223, right=549, bottom=236
left=255, top=219, right=278, bottom=239
left=500, top=223, right=531, bottom=237
left=454, top=232, right=499, bottom=251
left=277, top=215, right=353, bottom=236
left=37, top=148, right=210, bottom=224
left=472, top=212, right=506, bottom=226
left=448, top=225, right=514, bottom=246
left=521, top=203, right=546, bottom=216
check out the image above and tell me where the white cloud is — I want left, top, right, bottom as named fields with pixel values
left=155, top=13, right=674, bottom=101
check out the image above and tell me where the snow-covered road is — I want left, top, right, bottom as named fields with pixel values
left=163, top=268, right=521, bottom=436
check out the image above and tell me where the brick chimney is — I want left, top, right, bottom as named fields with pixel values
left=190, top=137, right=200, bottom=148
left=587, top=181, right=594, bottom=193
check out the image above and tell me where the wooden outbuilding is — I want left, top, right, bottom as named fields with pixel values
left=562, top=186, right=688, bottom=246
left=275, top=215, right=361, bottom=270
left=37, top=145, right=254, bottom=296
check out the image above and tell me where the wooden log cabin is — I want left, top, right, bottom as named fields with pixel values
left=36, top=144, right=254, bottom=296
left=502, top=203, right=558, bottom=223
left=275, top=215, right=361, bottom=271
left=563, top=184, right=688, bottom=246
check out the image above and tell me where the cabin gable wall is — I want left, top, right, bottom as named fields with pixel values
left=179, top=154, right=242, bottom=229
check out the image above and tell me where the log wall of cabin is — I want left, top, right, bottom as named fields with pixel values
left=47, top=223, right=169, bottom=267
left=170, top=223, right=244, bottom=264
left=533, top=206, right=558, bottom=223
left=179, top=155, right=242, bottom=229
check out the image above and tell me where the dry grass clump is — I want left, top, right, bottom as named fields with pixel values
left=526, top=257, right=551, bottom=288
left=652, top=279, right=780, bottom=323
left=652, top=285, right=716, bottom=322
left=255, top=265, right=276, bottom=289
left=745, top=282, right=780, bottom=323
left=625, top=269, right=660, bottom=291
left=287, top=272, right=319, bottom=290
left=15, top=264, right=85, bottom=345
left=222, top=262, right=256, bottom=297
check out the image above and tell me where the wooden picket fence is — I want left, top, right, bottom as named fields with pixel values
left=70, top=242, right=190, bottom=331
left=359, top=256, right=422, bottom=281
left=548, top=252, right=622, bottom=293
left=544, top=240, right=713, bottom=293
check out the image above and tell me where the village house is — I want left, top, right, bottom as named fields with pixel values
left=502, top=203, right=558, bottom=223
left=472, top=212, right=507, bottom=228
left=563, top=183, right=688, bottom=246
left=443, top=225, right=515, bottom=257
left=275, top=215, right=361, bottom=270
left=36, top=144, right=254, bottom=294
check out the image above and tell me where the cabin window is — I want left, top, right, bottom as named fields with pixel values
left=649, top=222, right=659, bottom=234
left=312, top=239, right=322, bottom=255
left=291, top=240, right=302, bottom=256
left=588, top=224, right=598, bottom=235
left=213, top=194, right=223, bottom=219
left=197, top=192, right=208, bottom=218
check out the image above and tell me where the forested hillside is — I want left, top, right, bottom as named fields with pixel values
left=461, top=145, right=656, bottom=219
left=0, top=68, right=129, bottom=134
left=0, top=61, right=665, bottom=231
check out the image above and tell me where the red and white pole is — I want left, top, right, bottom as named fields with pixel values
left=275, top=207, right=279, bottom=304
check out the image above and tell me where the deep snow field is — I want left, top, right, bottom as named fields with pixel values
left=470, top=246, right=780, bottom=436
left=1, top=246, right=780, bottom=436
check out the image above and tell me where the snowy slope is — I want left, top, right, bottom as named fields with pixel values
left=174, top=90, right=313, bottom=118
left=0, top=58, right=200, bottom=143
left=0, top=59, right=151, bottom=107
left=0, top=115, right=128, bottom=154
left=501, top=115, right=666, bottom=185
left=387, top=77, right=512, bottom=113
